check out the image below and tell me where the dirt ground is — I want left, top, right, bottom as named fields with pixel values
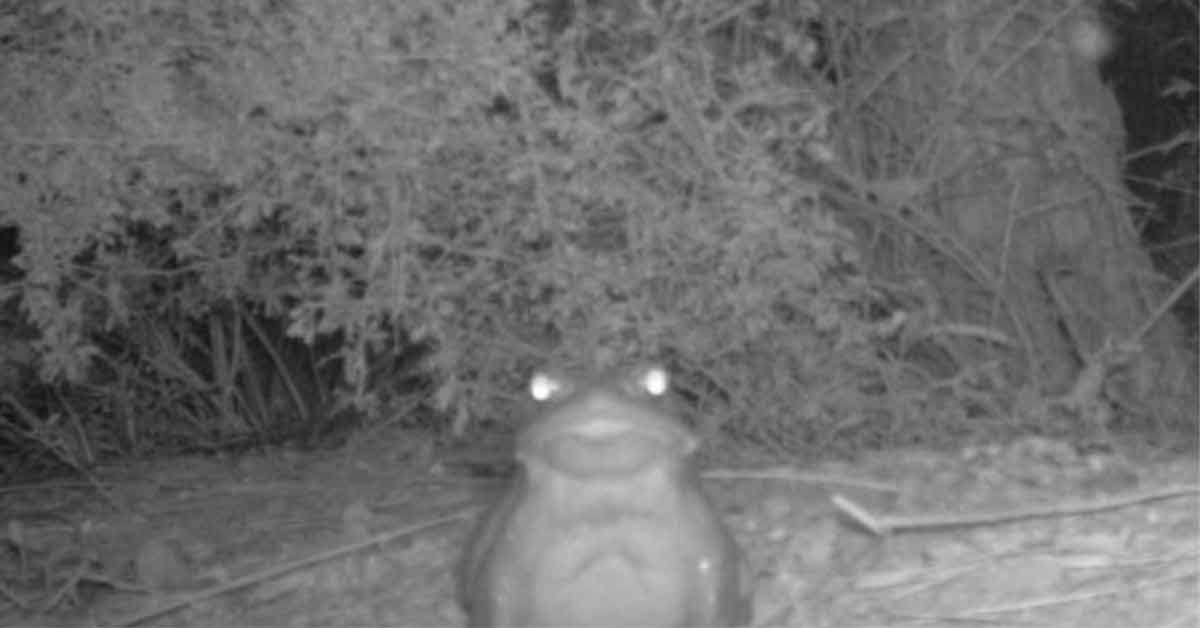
left=1, top=425, right=1196, bottom=627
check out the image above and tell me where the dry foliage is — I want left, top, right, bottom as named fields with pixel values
left=0, top=0, right=1191, bottom=475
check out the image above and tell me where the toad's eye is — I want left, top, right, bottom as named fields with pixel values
left=530, top=371, right=572, bottom=402
left=636, top=365, right=670, bottom=397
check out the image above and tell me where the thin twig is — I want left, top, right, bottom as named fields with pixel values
left=105, top=509, right=474, bottom=627
left=835, top=484, right=1200, bottom=535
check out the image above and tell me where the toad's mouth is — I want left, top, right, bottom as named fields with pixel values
left=522, top=405, right=696, bottom=478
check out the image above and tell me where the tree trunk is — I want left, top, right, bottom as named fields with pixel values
left=853, top=0, right=1197, bottom=433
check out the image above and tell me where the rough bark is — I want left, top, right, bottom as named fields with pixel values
left=856, top=0, right=1196, bottom=430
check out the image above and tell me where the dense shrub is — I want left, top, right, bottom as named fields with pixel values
left=1, top=0, right=1191, bottom=476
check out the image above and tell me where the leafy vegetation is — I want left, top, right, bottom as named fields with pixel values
left=0, top=0, right=1193, bottom=479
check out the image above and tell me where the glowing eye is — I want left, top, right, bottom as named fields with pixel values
left=640, top=366, right=669, bottom=396
left=529, top=371, right=564, bottom=401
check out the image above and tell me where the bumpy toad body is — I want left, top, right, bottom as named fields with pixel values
left=458, top=364, right=751, bottom=627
